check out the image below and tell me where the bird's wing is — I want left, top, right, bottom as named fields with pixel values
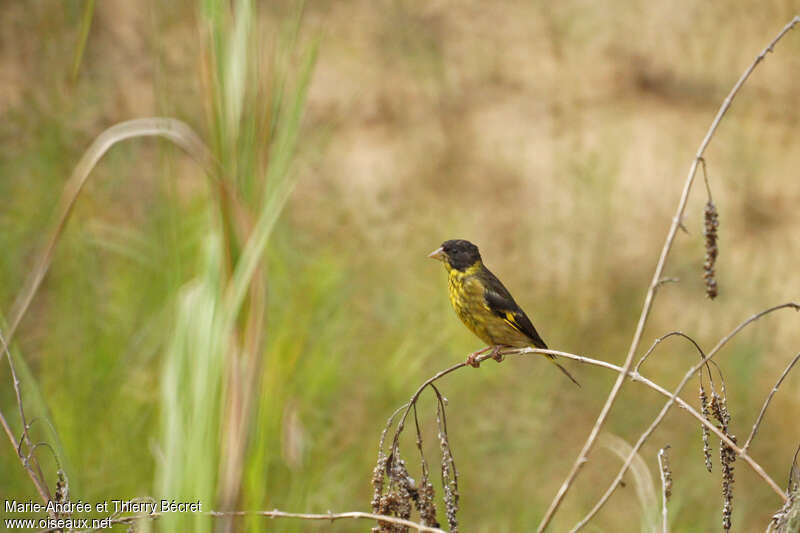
left=481, top=269, right=548, bottom=349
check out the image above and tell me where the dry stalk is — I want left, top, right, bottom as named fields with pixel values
left=657, top=446, right=672, bottom=533
left=380, top=301, right=791, bottom=532
left=35, top=509, right=446, bottom=533
left=0, top=329, right=53, bottom=511
left=743, top=352, right=800, bottom=453
left=766, top=446, right=800, bottom=533
left=567, top=303, right=798, bottom=532
left=537, top=16, right=800, bottom=533
left=536, top=16, right=800, bottom=532
left=372, top=364, right=463, bottom=530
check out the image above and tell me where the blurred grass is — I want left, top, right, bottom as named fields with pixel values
left=2, top=1, right=800, bottom=532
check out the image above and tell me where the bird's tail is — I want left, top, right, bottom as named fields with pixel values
left=546, top=354, right=580, bottom=387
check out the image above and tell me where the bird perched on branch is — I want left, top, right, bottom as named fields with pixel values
left=429, top=239, right=579, bottom=386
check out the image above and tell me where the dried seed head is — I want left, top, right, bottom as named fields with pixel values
left=54, top=469, right=68, bottom=503
left=372, top=452, right=417, bottom=533
left=371, top=452, right=388, bottom=514
left=439, top=428, right=459, bottom=532
left=709, top=391, right=736, bottom=532
left=416, top=479, right=439, bottom=528
left=700, top=385, right=713, bottom=472
left=790, top=445, right=800, bottom=496
left=703, top=201, right=720, bottom=299
left=767, top=446, right=800, bottom=533
left=720, top=435, right=737, bottom=532
left=658, top=446, right=673, bottom=501
left=53, top=469, right=70, bottom=521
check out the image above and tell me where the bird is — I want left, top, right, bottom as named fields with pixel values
left=428, top=239, right=579, bottom=387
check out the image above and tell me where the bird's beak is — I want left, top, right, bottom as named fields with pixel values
left=428, top=247, right=445, bottom=262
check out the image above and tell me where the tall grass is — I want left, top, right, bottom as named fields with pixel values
left=155, top=1, right=316, bottom=532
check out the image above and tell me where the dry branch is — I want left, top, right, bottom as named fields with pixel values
left=34, top=509, right=447, bottom=533
left=1, top=329, right=53, bottom=512
left=744, top=352, right=800, bottom=453
left=536, top=16, right=800, bottom=531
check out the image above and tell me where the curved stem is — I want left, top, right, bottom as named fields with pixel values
left=389, top=361, right=466, bottom=461
left=743, top=351, right=800, bottom=453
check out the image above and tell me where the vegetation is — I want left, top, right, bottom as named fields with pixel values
left=2, top=2, right=799, bottom=531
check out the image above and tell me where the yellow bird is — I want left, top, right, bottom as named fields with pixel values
left=429, top=239, right=579, bottom=386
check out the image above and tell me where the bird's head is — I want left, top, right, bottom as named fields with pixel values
left=428, top=239, right=482, bottom=272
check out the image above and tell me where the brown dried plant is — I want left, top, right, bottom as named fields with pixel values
left=371, top=379, right=459, bottom=531
left=657, top=445, right=672, bottom=533
left=766, top=446, right=800, bottom=533
left=701, top=159, right=720, bottom=299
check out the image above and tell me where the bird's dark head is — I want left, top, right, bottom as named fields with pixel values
left=428, top=239, right=482, bottom=271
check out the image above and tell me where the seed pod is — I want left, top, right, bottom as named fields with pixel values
left=658, top=446, right=673, bottom=501
left=700, top=385, right=713, bottom=472
left=703, top=201, right=719, bottom=299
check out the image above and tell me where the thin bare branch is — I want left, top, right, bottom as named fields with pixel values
left=389, top=361, right=466, bottom=461
left=699, top=157, right=713, bottom=200
left=495, top=345, right=786, bottom=504
left=39, top=509, right=447, bottom=533
left=0, top=329, right=52, bottom=506
left=743, top=352, right=800, bottom=453
left=0, top=410, right=50, bottom=505
left=708, top=303, right=800, bottom=359
left=379, top=300, right=796, bottom=527
left=635, top=331, right=709, bottom=375
left=536, top=17, right=800, bottom=530
left=566, top=303, right=799, bottom=530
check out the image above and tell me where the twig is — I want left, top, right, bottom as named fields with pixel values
left=0, top=329, right=52, bottom=507
left=389, top=361, right=466, bottom=463
left=656, top=277, right=680, bottom=288
left=536, top=18, right=800, bottom=530
left=657, top=446, right=672, bottom=533
left=708, top=303, right=799, bottom=355
left=566, top=309, right=800, bottom=531
left=699, top=157, right=713, bottom=201
left=742, top=351, right=800, bottom=453
left=380, top=301, right=795, bottom=523
left=39, top=509, right=447, bottom=533
left=634, top=331, right=711, bottom=375
left=495, top=345, right=786, bottom=503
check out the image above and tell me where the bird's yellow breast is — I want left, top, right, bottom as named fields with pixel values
left=447, top=264, right=496, bottom=345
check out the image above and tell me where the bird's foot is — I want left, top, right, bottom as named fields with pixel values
left=490, top=345, right=509, bottom=363
left=466, top=346, right=492, bottom=368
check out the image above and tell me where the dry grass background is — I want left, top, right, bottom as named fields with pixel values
left=1, top=1, right=799, bottom=532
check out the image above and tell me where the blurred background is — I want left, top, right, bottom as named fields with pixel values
left=1, top=1, right=799, bottom=531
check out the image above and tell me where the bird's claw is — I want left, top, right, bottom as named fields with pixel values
left=490, top=345, right=507, bottom=363
left=466, top=346, right=491, bottom=368
left=466, top=346, right=506, bottom=367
